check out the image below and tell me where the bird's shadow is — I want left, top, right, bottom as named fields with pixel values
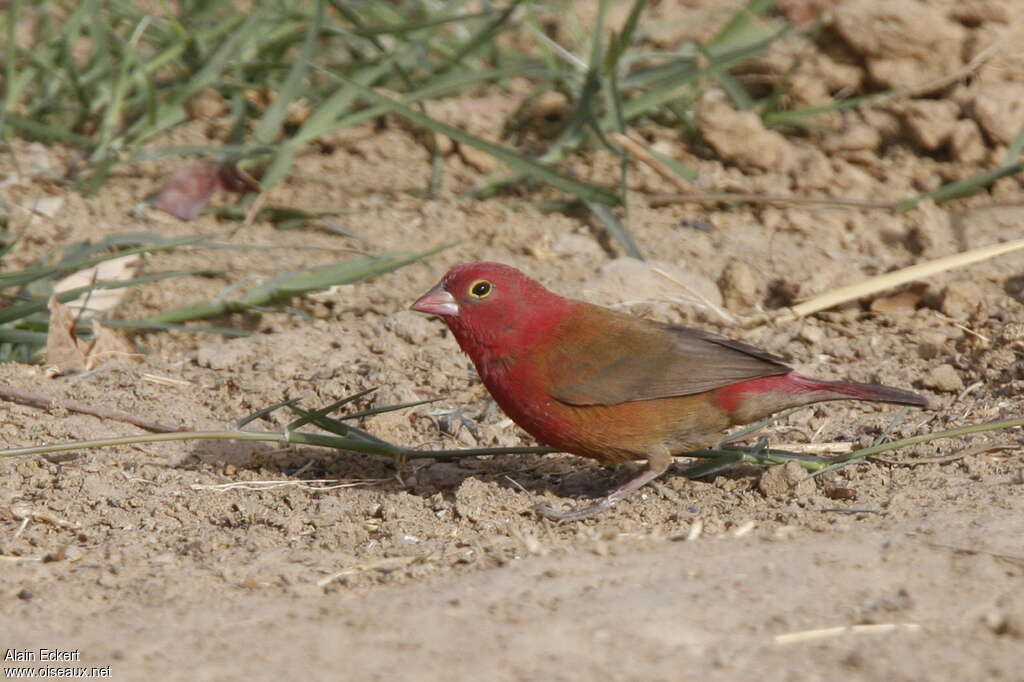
left=185, top=439, right=758, bottom=503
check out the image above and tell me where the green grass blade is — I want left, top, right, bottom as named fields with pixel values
left=683, top=452, right=745, bottom=479
left=895, top=162, right=1024, bottom=212
left=99, top=320, right=253, bottom=336
left=707, top=0, right=779, bottom=56
left=585, top=201, right=642, bottom=259
left=0, top=269, right=219, bottom=326
left=236, top=398, right=301, bottom=429
left=148, top=246, right=448, bottom=325
left=344, top=8, right=492, bottom=37
left=0, top=235, right=213, bottom=291
left=429, top=0, right=525, bottom=77
left=286, top=388, right=376, bottom=431
left=253, top=0, right=322, bottom=146
left=343, top=80, right=619, bottom=204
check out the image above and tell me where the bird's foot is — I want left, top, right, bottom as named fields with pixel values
left=535, top=445, right=674, bottom=523
left=533, top=496, right=618, bottom=524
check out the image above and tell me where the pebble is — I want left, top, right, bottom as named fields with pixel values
left=759, top=460, right=816, bottom=500
left=922, top=363, right=964, bottom=392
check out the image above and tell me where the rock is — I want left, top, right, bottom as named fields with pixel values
left=907, top=200, right=956, bottom=257
left=718, top=261, right=763, bottom=312
left=940, top=280, right=985, bottom=319
left=822, top=123, right=882, bottom=153
left=798, top=323, right=825, bottom=345
left=970, top=84, right=1024, bottom=146
left=923, top=363, right=964, bottom=393
left=1000, top=323, right=1024, bottom=343
left=834, top=0, right=966, bottom=90
left=861, top=108, right=902, bottom=140
left=897, top=100, right=960, bottom=151
left=457, top=144, right=498, bottom=173
left=915, top=330, right=948, bottom=360
left=951, top=0, right=1014, bottom=25
left=834, top=0, right=964, bottom=58
left=759, top=460, right=816, bottom=500
left=696, top=90, right=796, bottom=172
left=949, top=119, right=987, bottom=164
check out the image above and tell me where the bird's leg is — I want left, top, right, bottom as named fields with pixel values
left=535, top=445, right=673, bottom=523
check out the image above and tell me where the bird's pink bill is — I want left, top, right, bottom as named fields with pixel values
left=411, top=283, right=459, bottom=317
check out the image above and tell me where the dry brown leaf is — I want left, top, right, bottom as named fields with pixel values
left=45, top=297, right=139, bottom=374
left=869, top=283, right=927, bottom=314
left=45, top=296, right=88, bottom=373
left=216, top=161, right=261, bottom=194
left=152, top=159, right=259, bottom=220
left=153, top=159, right=220, bottom=220
left=86, top=321, right=139, bottom=370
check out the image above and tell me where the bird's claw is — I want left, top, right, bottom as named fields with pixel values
left=533, top=498, right=616, bottom=523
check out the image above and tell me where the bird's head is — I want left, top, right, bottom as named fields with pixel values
left=411, top=262, right=568, bottom=354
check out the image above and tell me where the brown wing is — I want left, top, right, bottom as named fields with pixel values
left=546, top=303, right=791, bottom=406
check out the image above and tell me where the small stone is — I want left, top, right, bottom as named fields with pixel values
left=759, top=460, right=815, bottom=499
left=1000, top=323, right=1024, bottom=343
left=822, top=123, right=882, bottom=153
left=984, top=348, right=1017, bottom=372
left=897, top=100, right=960, bottom=151
left=696, top=90, right=796, bottom=172
left=950, top=119, right=987, bottom=165
left=940, top=280, right=985, bottom=319
left=923, top=363, right=964, bottom=393
left=458, top=144, right=498, bottom=173
left=718, top=261, right=762, bottom=311
left=971, top=84, right=1024, bottom=146
left=951, top=0, right=1013, bottom=24
left=917, top=342, right=941, bottom=360
left=798, top=324, right=825, bottom=345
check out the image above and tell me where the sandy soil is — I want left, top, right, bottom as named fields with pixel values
left=2, top=1, right=1023, bottom=680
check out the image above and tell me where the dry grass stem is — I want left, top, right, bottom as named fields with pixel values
left=777, top=238, right=1024, bottom=322
left=610, top=132, right=696, bottom=194
left=192, top=478, right=386, bottom=492
left=141, top=374, right=194, bottom=387
left=0, top=382, right=184, bottom=433
left=651, top=265, right=737, bottom=324
left=648, top=193, right=895, bottom=209
left=774, top=623, right=921, bottom=645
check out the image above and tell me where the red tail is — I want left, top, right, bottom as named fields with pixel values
left=715, top=371, right=929, bottom=417
left=786, top=373, right=928, bottom=407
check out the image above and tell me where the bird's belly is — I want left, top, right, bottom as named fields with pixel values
left=485, top=370, right=731, bottom=465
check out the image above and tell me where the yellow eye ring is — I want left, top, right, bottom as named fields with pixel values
left=468, top=279, right=493, bottom=299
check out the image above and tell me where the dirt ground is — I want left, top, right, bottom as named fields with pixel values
left=2, top=1, right=1023, bottom=680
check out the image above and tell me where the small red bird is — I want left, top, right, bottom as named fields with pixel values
left=412, top=262, right=927, bottom=521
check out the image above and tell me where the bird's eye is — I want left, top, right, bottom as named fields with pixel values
left=469, top=280, right=492, bottom=299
